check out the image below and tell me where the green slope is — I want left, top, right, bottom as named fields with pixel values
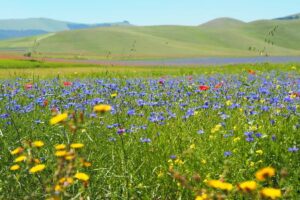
left=0, top=18, right=300, bottom=59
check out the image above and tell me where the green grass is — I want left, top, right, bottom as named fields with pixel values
left=0, top=59, right=299, bottom=78
left=1, top=19, right=300, bottom=60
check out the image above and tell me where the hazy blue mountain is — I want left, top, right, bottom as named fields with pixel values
left=275, top=13, right=300, bottom=20
left=0, top=18, right=131, bottom=40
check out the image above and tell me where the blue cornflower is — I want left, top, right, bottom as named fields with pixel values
left=117, top=128, right=126, bottom=135
left=224, top=151, right=232, bottom=157
left=288, top=147, right=299, bottom=152
left=255, top=133, right=262, bottom=138
left=127, top=109, right=135, bottom=116
left=140, top=138, right=151, bottom=143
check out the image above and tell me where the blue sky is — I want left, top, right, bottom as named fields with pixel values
left=1, top=0, right=299, bottom=25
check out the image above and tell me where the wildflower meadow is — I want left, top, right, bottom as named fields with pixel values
left=0, top=64, right=299, bottom=199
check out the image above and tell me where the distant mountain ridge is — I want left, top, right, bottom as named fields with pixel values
left=275, top=13, right=300, bottom=20
left=0, top=18, right=131, bottom=40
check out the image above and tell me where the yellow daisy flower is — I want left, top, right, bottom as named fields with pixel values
left=11, top=147, right=24, bottom=155
left=14, top=155, right=27, bottom=163
left=195, top=193, right=208, bottom=200
left=29, top=164, right=46, bottom=173
left=55, top=144, right=66, bottom=150
left=70, top=143, right=84, bottom=149
left=255, top=167, right=275, bottom=181
left=207, top=180, right=233, bottom=191
left=93, top=104, right=112, bottom=113
left=260, top=188, right=281, bottom=199
left=32, top=140, right=44, bottom=148
left=10, top=164, right=20, bottom=171
left=237, top=181, right=257, bottom=192
left=74, top=172, right=89, bottom=181
left=55, top=150, right=67, bottom=157
left=50, top=113, right=68, bottom=125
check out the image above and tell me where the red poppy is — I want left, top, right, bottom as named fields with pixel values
left=43, top=100, right=48, bottom=107
left=214, top=82, right=223, bottom=89
left=199, top=85, right=210, bottom=91
left=248, top=70, right=256, bottom=75
left=63, top=81, right=72, bottom=86
left=25, top=83, right=33, bottom=90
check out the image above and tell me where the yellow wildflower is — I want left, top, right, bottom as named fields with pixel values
left=29, top=164, right=46, bottom=173
left=50, top=113, right=68, bottom=125
left=32, top=140, right=44, bottom=148
left=70, top=143, right=84, bottom=149
left=174, top=158, right=184, bottom=165
left=11, top=147, right=24, bottom=155
left=111, top=93, right=117, bottom=98
left=157, top=171, right=164, bottom=178
left=211, top=124, right=222, bottom=133
left=93, top=104, right=112, bottom=113
left=10, top=164, right=20, bottom=171
left=207, top=180, right=233, bottom=191
left=74, top=172, right=89, bottom=181
left=55, top=150, right=67, bottom=157
left=233, top=137, right=240, bottom=142
left=83, top=161, right=92, bottom=167
left=255, top=167, right=275, bottom=181
left=55, top=144, right=66, bottom=150
left=14, top=155, right=27, bottom=163
left=290, top=94, right=297, bottom=99
left=54, top=184, right=62, bottom=192
left=260, top=188, right=281, bottom=199
left=238, top=181, right=257, bottom=192
left=201, top=159, right=207, bottom=164
left=195, top=193, right=208, bottom=200
left=59, top=177, right=74, bottom=185
left=249, top=125, right=258, bottom=131
left=256, top=150, right=263, bottom=155
left=226, top=100, right=232, bottom=106
left=190, top=144, right=196, bottom=149
left=65, top=155, right=75, bottom=160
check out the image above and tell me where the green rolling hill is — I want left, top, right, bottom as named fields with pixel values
left=0, top=15, right=300, bottom=59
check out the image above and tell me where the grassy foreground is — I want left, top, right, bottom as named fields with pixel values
left=0, top=62, right=299, bottom=199
left=0, top=59, right=299, bottom=78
